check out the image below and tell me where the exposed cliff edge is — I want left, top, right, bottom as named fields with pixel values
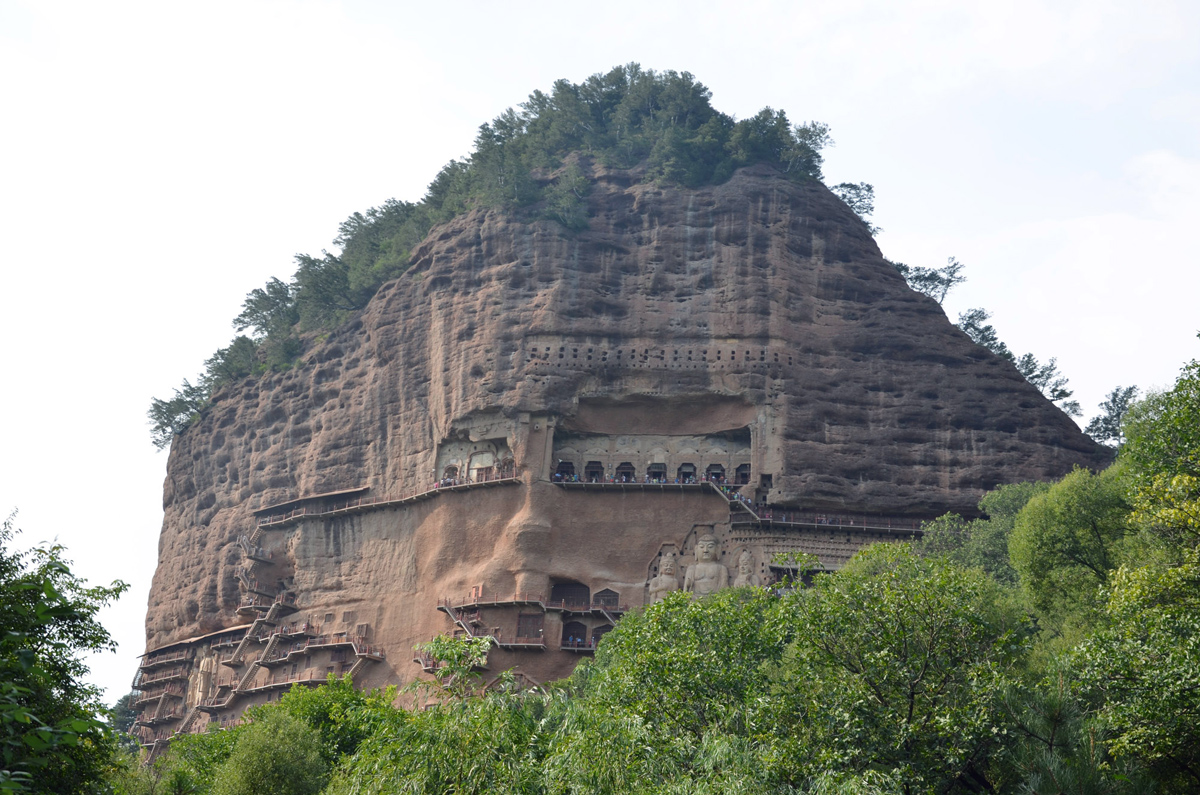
left=146, top=161, right=1108, bottom=662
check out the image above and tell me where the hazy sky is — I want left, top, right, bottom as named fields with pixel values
left=1, top=0, right=1198, bottom=703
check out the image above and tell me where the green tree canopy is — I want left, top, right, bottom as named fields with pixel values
left=1085, top=385, right=1139, bottom=448
left=1009, top=465, right=1133, bottom=633
left=890, top=256, right=965, bottom=305
left=917, top=481, right=1050, bottom=586
left=210, top=709, right=327, bottom=795
left=1, top=513, right=127, bottom=794
left=831, top=182, right=880, bottom=235
left=1072, top=547, right=1200, bottom=791
left=763, top=544, right=1030, bottom=792
left=1122, top=357, right=1200, bottom=548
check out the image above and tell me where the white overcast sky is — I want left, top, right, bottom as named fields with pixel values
left=1, top=0, right=1198, bottom=703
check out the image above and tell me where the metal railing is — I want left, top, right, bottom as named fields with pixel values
left=560, top=639, right=598, bottom=651
left=256, top=470, right=519, bottom=527
left=139, top=648, right=194, bottom=669
left=439, top=592, right=546, bottom=610
left=544, top=599, right=630, bottom=614
left=506, top=635, right=546, bottom=646
left=134, top=665, right=190, bottom=687
left=209, top=631, right=249, bottom=650
left=134, top=682, right=187, bottom=705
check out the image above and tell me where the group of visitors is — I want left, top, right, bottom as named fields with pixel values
left=561, top=635, right=593, bottom=648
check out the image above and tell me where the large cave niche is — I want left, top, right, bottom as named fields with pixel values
left=551, top=425, right=752, bottom=486
left=550, top=580, right=590, bottom=608
left=434, top=434, right=514, bottom=484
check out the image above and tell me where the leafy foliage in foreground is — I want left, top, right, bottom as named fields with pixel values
left=133, top=339, right=1200, bottom=794
left=0, top=513, right=126, bottom=794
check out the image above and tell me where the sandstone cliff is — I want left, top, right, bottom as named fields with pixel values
left=146, top=162, right=1108, bottom=658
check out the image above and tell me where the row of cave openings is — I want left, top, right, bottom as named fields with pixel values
left=553, top=460, right=752, bottom=485
left=528, top=346, right=796, bottom=367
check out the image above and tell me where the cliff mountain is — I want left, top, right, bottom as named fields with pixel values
left=140, top=162, right=1108, bottom=718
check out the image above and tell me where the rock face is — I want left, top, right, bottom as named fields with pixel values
left=136, top=163, right=1108, bottom=741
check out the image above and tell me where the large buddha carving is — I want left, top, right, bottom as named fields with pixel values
left=683, top=534, right=728, bottom=596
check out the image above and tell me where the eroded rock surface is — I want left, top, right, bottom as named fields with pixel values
left=140, top=164, right=1108, bottom=733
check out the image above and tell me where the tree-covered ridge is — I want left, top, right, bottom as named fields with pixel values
left=148, top=64, right=836, bottom=448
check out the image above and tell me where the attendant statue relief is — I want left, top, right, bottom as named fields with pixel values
left=196, top=653, right=215, bottom=705
left=732, top=550, right=761, bottom=587
left=648, top=552, right=681, bottom=604
left=684, top=534, right=728, bottom=596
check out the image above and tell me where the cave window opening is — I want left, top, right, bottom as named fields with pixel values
left=706, top=464, right=726, bottom=483
left=554, top=461, right=576, bottom=481
left=550, top=582, right=590, bottom=608
left=562, top=621, right=588, bottom=648
left=594, top=589, right=619, bottom=608
left=615, top=462, right=636, bottom=482
left=443, top=465, right=459, bottom=480
left=735, top=464, right=752, bottom=485
left=677, top=463, right=697, bottom=483
left=584, top=461, right=604, bottom=482
left=516, top=613, right=544, bottom=641
left=592, top=624, right=613, bottom=645
left=647, top=463, right=667, bottom=483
